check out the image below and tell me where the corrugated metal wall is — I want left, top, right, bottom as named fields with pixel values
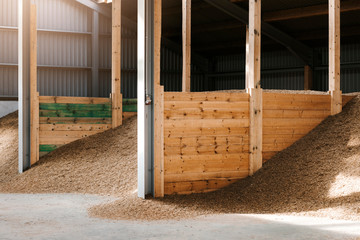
left=160, top=45, right=206, bottom=92
left=0, top=0, right=138, bottom=98
left=212, top=43, right=360, bottom=93
left=1, top=0, right=359, bottom=97
left=0, top=0, right=18, bottom=97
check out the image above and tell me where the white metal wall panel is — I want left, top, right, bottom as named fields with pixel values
left=0, top=0, right=18, bottom=97
left=36, top=0, right=91, bottom=32
left=37, top=32, right=91, bottom=67
left=0, top=30, right=18, bottom=64
left=0, top=0, right=17, bottom=27
left=38, top=68, right=90, bottom=97
left=0, top=67, right=18, bottom=96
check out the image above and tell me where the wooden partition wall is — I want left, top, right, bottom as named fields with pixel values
left=159, top=91, right=355, bottom=195
left=163, top=92, right=250, bottom=195
left=37, top=96, right=112, bottom=157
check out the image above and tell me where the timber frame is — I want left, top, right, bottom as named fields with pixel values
left=16, top=0, right=346, bottom=195
left=18, top=0, right=123, bottom=172
left=137, top=0, right=346, bottom=197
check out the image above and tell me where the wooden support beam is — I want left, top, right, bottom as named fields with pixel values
left=30, top=3, right=39, bottom=166
left=182, top=0, right=191, bottom=92
left=92, top=10, right=99, bottom=97
left=203, top=0, right=313, bottom=65
left=304, top=65, right=313, bottom=90
left=329, top=0, right=342, bottom=115
left=246, top=0, right=262, bottom=176
left=111, top=0, right=122, bottom=128
left=154, top=0, right=164, bottom=198
left=263, top=0, right=360, bottom=22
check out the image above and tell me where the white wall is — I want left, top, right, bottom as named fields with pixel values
left=0, top=101, right=18, bottom=118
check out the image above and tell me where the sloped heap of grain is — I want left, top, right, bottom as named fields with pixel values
left=1, top=95, right=359, bottom=221
left=0, top=113, right=137, bottom=196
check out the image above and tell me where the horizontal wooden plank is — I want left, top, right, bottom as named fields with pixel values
left=164, top=92, right=249, bottom=102
left=39, top=96, right=111, bottom=104
left=263, top=92, right=331, bottom=102
left=39, top=124, right=111, bottom=131
left=39, top=144, right=60, bottom=152
left=342, top=95, right=355, bottom=106
left=164, top=170, right=248, bottom=182
left=165, top=119, right=249, bottom=129
left=165, top=101, right=249, bottom=111
left=263, top=151, right=277, bottom=162
left=165, top=127, right=249, bottom=138
left=40, top=117, right=111, bottom=124
left=165, top=153, right=249, bottom=164
left=165, top=157, right=249, bottom=174
left=123, top=112, right=137, bottom=120
left=263, top=100, right=330, bottom=110
left=164, top=178, right=240, bottom=195
left=263, top=135, right=307, bottom=142
left=263, top=126, right=315, bottom=135
left=39, top=103, right=111, bottom=111
left=164, top=144, right=249, bottom=156
left=39, top=130, right=103, bottom=138
left=39, top=136, right=82, bottom=145
left=40, top=109, right=111, bottom=118
left=165, top=109, right=249, bottom=120
left=263, top=142, right=294, bottom=152
left=164, top=136, right=249, bottom=147
left=263, top=118, right=324, bottom=127
left=263, top=109, right=330, bottom=119
left=123, top=104, right=137, bottom=112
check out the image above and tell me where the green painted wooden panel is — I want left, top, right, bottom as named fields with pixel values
left=40, top=110, right=112, bottom=118
left=123, top=98, right=137, bottom=112
left=39, top=144, right=58, bottom=152
left=123, top=105, right=137, bottom=112
left=40, top=103, right=111, bottom=111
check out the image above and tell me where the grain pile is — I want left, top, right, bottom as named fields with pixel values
left=90, top=95, right=360, bottom=221
left=1, top=95, right=360, bottom=222
left=0, top=114, right=137, bottom=196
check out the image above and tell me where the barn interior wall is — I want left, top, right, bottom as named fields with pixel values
left=0, top=0, right=137, bottom=99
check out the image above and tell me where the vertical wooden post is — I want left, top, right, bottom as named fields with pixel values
left=329, top=0, right=342, bottom=115
left=92, top=10, right=99, bottom=97
left=182, top=0, right=191, bottom=92
left=112, top=0, right=122, bottom=128
left=245, top=25, right=249, bottom=89
left=30, top=2, right=39, bottom=165
left=154, top=0, right=164, bottom=197
left=246, top=0, right=262, bottom=176
left=304, top=65, right=313, bottom=90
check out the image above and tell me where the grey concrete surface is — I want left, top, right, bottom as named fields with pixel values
left=0, top=194, right=359, bottom=240
left=0, top=101, right=18, bottom=118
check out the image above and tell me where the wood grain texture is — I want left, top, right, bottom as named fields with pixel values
left=30, top=3, right=39, bottom=166
left=164, top=92, right=250, bottom=195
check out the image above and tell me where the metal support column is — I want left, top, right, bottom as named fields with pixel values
left=18, top=0, right=31, bottom=173
left=138, top=0, right=155, bottom=198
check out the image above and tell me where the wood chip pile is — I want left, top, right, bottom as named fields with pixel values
left=1, top=94, right=359, bottom=221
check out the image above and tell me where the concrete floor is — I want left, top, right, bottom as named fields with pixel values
left=0, top=194, right=359, bottom=240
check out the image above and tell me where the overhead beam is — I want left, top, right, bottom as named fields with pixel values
left=164, top=20, right=244, bottom=37
left=182, top=0, right=191, bottom=92
left=75, top=0, right=111, bottom=16
left=264, top=0, right=360, bottom=22
left=329, top=0, right=342, bottom=115
left=203, top=0, right=313, bottom=65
